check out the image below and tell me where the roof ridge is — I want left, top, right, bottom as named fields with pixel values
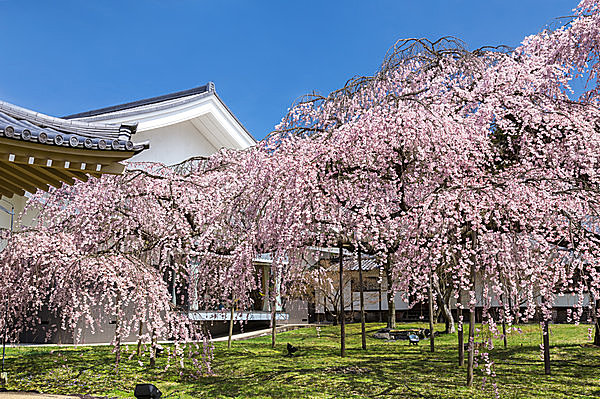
left=63, top=83, right=214, bottom=120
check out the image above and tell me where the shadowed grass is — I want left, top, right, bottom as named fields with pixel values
left=3, top=323, right=599, bottom=398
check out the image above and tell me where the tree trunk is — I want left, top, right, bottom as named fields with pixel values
left=136, top=321, right=143, bottom=357
left=442, top=306, right=455, bottom=334
left=385, top=254, right=396, bottom=329
left=467, top=305, right=475, bottom=386
left=114, top=295, right=122, bottom=370
left=339, top=242, right=346, bottom=357
left=428, top=274, right=435, bottom=353
left=543, top=316, right=551, bottom=375
left=467, top=231, right=476, bottom=387
left=330, top=300, right=339, bottom=326
left=500, top=294, right=507, bottom=349
left=378, top=271, right=383, bottom=323
left=458, top=317, right=464, bottom=366
left=171, top=268, right=177, bottom=306
left=457, top=289, right=464, bottom=366
left=271, top=296, right=277, bottom=348
left=433, top=277, right=455, bottom=333
left=114, top=318, right=121, bottom=370
left=228, top=304, right=235, bottom=349
left=358, top=246, right=366, bottom=350
left=149, top=328, right=157, bottom=368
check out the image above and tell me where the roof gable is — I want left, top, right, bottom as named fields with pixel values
left=66, top=83, right=256, bottom=162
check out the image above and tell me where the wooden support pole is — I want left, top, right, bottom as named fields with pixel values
left=136, top=321, right=143, bottom=357
left=271, top=296, right=277, bottom=348
left=428, top=273, right=435, bottom=353
left=339, top=242, right=346, bottom=357
left=543, top=317, right=551, bottom=375
left=149, top=328, right=157, bottom=368
left=594, top=298, right=600, bottom=347
left=500, top=294, right=507, bottom=349
left=467, top=231, right=476, bottom=387
left=378, top=269, right=383, bottom=323
left=385, top=254, right=396, bottom=329
left=228, top=304, right=235, bottom=349
left=358, top=246, right=366, bottom=350
left=458, top=316, right=464, bottom=366
left=541, top=300, right=551, bottom=375
left=467, top=304, right=475, bottom=386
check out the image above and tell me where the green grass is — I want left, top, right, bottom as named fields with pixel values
left=3, top=323, right=600, bottom=398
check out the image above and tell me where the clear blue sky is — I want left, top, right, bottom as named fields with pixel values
left=0, top=1, right=576, bottom=141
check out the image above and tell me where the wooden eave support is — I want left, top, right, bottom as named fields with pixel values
left=0, top=174, right=25, bottom=197
left=0, top=138, right=133, bottom=197
left=8, top=162, right=63, bottom=189
left=0, top=184, right=15, bottom=198
left=0, top=161, right=44, bottom=193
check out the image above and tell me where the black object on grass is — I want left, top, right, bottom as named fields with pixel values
left=286, top=343, right=298, bottom=357
left=134, top=384, right=162, bottom=399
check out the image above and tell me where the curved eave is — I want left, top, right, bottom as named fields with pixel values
left=0, top=137, right=136, bottom=198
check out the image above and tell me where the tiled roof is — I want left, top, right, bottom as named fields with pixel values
left=325, top=255, right=381, bottom=272
left=0, top=101, right=146, bottom=153
left=342, top=256, right=381, bottom=271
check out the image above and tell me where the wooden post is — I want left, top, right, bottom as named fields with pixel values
left=271, top=296, right=277, bottom=348
left=136, top=321, right=144, bottom=357
left=339, top=242, right=346, bottom=357
left=428, top=273, right=435, bottom=353
left=458, top=288, right=464, bottom=366
left=541, top=300, right=551, bottom=375
left=358, top=246, right=367, bottom=350
left=228, top=303, right=235, bottom=349
left=115, top=315, right=121, bottom=370
left=149, top=328, right=157, bottom=368
left=458, top=322, right=464, bottom=366
left=500, top=294, right=507, bottom=349
left=385, top=254, right=396, bottom=329
left=594, top=298, right=600, bottom=347
left=543, top=317, right=551, bottom=375
left=114, top=293, right=122, bottom=370
left=378, top=268, right=383, bottom=323
left=467, top=231, right=476, bottom=387
left=467, top=305, right=475, bottom=386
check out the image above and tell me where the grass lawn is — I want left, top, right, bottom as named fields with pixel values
left=3, top=323, right=599, bottom=398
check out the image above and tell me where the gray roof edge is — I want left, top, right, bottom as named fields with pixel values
left=63, top=83, right=212, bottom=120
left=67, top=91, right=214, bottom=124
left=213, top=92, right=256, bottom=144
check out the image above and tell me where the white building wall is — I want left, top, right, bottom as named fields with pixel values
left=130, top=120, right=219, bottom=165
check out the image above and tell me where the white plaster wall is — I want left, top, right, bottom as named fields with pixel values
left=316, top=291, right=411, bottom=313
left=130, top=120, right=219, bottom=165
left=0, top=194, right=29, bottom=233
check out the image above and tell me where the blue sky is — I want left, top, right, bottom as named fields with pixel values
left=0, top=1, right=576, bottom=141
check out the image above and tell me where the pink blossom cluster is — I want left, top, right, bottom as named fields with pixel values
left=0, top=0, right=598, bottom=378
